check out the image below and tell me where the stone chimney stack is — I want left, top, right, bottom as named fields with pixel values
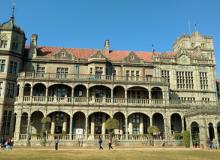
left=104, top=39, right=110, bottom=50
left=28, top=34, right=38, bottom=58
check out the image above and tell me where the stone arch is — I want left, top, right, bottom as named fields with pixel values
left=24, top=83, right=31, bottom=96
left=88, top=112, right=110, bottom=135
left=72, top=111, right=86, bottom=134
left=151, top=87, right=163, bottom=99
left=113, top=86, right=125, bottom=98
left=89, top=85, right=111, bottom=99
left=47, top=111, right=70, bottom=134
left=48, top=84, right=72, bottom=97
left=113, top=112, right=125, bottom=134
left=152, top=113, right=164, bottom=137
left=20, top=112, right=28, bottom=134
left=33, top=83, right=46, bottom=96
left=127, top=86, right=149, bottom=100
left=191, top=121, right=200, bottom=147
left=74, top=84, right=87, bottom=97
left=171, top=113, right=182, bottom=134
left=31, top=111, right=44, bottom=134
left=128, top=112, right=150, bottom=134
left=208, top=122, right=215, bottom=141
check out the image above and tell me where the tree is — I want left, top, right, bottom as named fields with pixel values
left=182, top=130, right=190, bottom=148
left=105, top=118, right=119, bottom=137
left=40, top=117, right=51, bottom=146
left=147, top=126, right=160, bottom=146
left=147, top=125, right=160, bottom=136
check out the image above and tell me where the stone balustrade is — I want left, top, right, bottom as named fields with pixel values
left=17, top=72, right=168, bottom=85
left=15, top=96, right=218, bottom=107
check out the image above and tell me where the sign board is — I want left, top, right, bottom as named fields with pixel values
left=76, top=128, right=84, bottom=135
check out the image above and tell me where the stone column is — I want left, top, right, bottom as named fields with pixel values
left=164, top=117, right=171, bottom=141
left=150, top=115, right=153, bottom=126
left=51, top=114, right=55, bottom=134
left=111, top=89, right=113, bottom=103
left=45, top=87, right=48, bottom=103
left=63, top=115, right=67, bottom=133
left=125, top=117, right=128, bottom=140
left=140, top=114, right=144, bottom=134
left=91, top=115, right=95, bottom=136
left=86, top=88, right=89, bottom=102
left=14, top=113, right=21, bottom=141
left=102, top=114, right=106, bottom=136
left=128, top=117, right=133, bottom=135
left=199, top=121, right=208, bottom=148
left=85, top=116, right=88, bottom=139
left=181, top=117, right=185, bottom=131
left=69, top=115, right=73, bottom=138
left=149, top=91, right=152, bottom=104
left=27, top=114, right=31, bottom=139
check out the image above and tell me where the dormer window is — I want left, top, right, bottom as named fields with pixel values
left=62, top=52, right=66, bottom=57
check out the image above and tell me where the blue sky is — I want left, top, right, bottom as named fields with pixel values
left=1, top=0, right=220, bottom=76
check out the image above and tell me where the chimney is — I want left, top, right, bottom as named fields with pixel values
left=28, top=34, right=38, bottom=58
left=104, top=39, right=110, bottom=50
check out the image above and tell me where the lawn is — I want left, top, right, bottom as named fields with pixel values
left=0, top=147, right=220, bottom=160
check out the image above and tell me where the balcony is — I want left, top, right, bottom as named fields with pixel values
left=17, top=72, right=168, bottom=85
left=15, top=96, right=218, bottom=107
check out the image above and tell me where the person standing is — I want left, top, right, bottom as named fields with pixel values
left=98, top=136, right=103, bottom=150
left=108, top=137, right=113, bottom=150
left=55, top=138, right=59, bottom=150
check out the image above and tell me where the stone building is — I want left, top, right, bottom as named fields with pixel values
left=0, top=16, right=220, bottom=147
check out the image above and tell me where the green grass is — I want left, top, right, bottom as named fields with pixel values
left=0, top=147, right=220, bottom=160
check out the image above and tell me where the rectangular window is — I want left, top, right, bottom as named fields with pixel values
left=113, top=69, right=116, bottom=80
left=89, top=68, right=93, bottom=75
left=0, top=40, right=7, bottom=48
left=9, top=61, right=13, bottom=74
left=36, top=66, right=45, bottom=77
left=161, top=70, right=170, bottom=84
left=202, top=97, right=210, bottom=103
left=95, top=67, right=103, bottom=79
left=176, top=71, right=193, bottom=89
left=136, top=71, right=139, bottom=81
left=179, top=97, right=195, bottom=103
left=126, top=70, right=129, bottom=80
left=0, top=82, right=3, bottom=97
left=0, top=60, right=5, bottom=72
left=56, top=67, right=68, bottom=79
left=8, top=61, right=18, bottom=74
left=131, top=70, right=135, bottom=80
left=6, top=83, right=15, bottom=98
left=199, top=72, right=208, bottom=90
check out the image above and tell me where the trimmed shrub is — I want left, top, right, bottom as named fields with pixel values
left=182, top=130, right=190, bottom=148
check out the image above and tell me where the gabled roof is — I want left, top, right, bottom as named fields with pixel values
left=25, top=46, right=177, bottom=63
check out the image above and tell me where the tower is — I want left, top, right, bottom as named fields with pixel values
left=0, top=11, right=26, bottom=136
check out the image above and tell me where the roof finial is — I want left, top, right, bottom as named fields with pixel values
left=194, top=23, right=198, bottom=32
left=152, top=44, right=155, bottom=53
left=11, top=2, right=16, bottom=20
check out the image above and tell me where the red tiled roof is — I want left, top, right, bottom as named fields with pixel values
left=27, top=46, right=174, bottom=62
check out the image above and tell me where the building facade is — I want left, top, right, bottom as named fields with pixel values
left=0, top=16, right=220, bottom=147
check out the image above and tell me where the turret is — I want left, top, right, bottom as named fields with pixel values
left=28, top=34, right=38, bottom=58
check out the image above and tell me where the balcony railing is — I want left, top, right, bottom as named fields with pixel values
left=17, top=72, right=168, bottom=84
left=15, top=96, right=218, bottom=106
